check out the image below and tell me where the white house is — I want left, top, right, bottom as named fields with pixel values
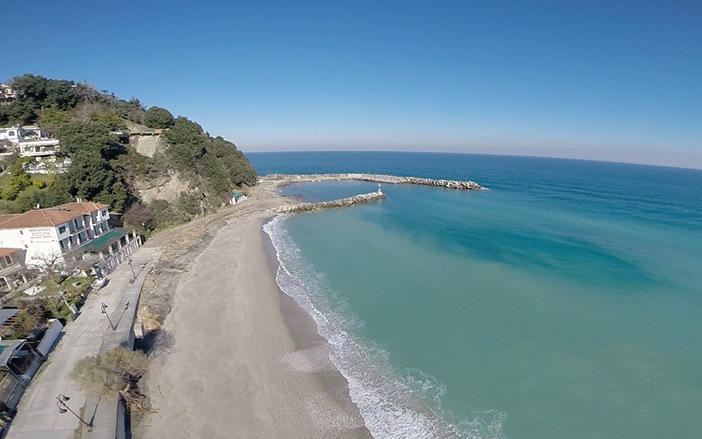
left=0, top=125, right=60, bottom=159
left=0, top=201, right=143, bottom=277
left=0, top=84, right=15, bottom=103
left=0, top=201, right=112, bottom=269
left=0, top=248, right=30, bottom=293
left=0, top=127, right=20, bottom=150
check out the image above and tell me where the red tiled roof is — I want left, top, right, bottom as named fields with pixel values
left=52, top=201, right=109, bottom=215
left=0, top=248, right=20, bottom=258
left=0, top=209, right=81, bottom=228
left=0, top=201, right=109, bottom=229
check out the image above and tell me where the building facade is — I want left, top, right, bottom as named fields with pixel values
left=0, top=201, right=111, bottom=267
left=0, top=201, right=142, bottom=279
left=0, top=125, right=61, bottom=162
left=0, top=249, right=30, bottom=293
left=0, top=84, right=15, bottom=103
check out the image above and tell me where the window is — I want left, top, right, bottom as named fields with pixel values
left=59, top=226, right=66, bottom=233
left=4, top=255, right=12, bottom=265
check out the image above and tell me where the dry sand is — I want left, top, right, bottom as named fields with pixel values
left=133, top=183, right=371, bottom=439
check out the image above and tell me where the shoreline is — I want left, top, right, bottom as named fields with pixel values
left=262, top=224, right=374, bottom=438
left=132, top=182, right=371, bottom=438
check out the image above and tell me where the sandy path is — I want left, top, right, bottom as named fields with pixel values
left=133, top=185, right=370, bottom=438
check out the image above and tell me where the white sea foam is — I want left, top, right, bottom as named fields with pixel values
left=264, top=215, right=505, bottom=439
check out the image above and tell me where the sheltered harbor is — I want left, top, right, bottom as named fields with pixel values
left=266, top=173, right=484, bottom=215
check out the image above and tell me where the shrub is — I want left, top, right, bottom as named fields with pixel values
left=70, top=347, right=149, bottom=394
left=143, top=107, right=174, bottom=129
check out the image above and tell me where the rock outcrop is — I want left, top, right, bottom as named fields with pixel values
left=131, top=134, right=165, bottom=158
left=135, top=171, right=193, bottom=204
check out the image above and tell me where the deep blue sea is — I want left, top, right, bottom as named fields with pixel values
left=249, top=151, right=702, bottom=439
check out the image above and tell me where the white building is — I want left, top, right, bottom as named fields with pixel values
left=0, top=248, right=31, bottom=292
left=0, top=84, right=15, bottom=103
left=0, top=201, right=143, bottom=276
left=0, top=201, right=121, bottom=269
left=230, top=191, right=248, bottom=205
left=0, top=125, right=60, bottom=159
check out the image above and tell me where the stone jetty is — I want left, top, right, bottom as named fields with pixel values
left=264, top=173, right=486, bottom=190
left=273, top=191, right=386, bottom=214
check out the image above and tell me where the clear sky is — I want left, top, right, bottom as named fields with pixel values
left=2, top=0, right=701, bottom=168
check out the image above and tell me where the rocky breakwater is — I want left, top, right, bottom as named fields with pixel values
left=393, top=176, right=485, bottom=190
left=264, top=173, right=486, bottom=190
left=274, top=191, right=386, bottom=214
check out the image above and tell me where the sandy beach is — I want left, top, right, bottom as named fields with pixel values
left=132, top=182, right=371, bottom=439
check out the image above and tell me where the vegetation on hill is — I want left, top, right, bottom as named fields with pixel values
left=0, top=74, right=257, bottom=231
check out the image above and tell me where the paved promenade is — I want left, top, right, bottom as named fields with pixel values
left=6, top=246, right=163, bottom=439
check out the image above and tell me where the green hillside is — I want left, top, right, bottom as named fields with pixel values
left=0, top=74, right=257, bottom=231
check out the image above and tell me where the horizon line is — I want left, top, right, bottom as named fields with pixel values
left=242, top=149, right=702, bottom=172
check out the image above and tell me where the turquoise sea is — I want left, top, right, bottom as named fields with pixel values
left=249, top=152, right=702, bottom=439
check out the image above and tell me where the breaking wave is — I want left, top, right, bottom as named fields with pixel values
left=264, top=215, right=505, bottom=439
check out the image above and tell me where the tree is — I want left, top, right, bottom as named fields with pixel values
left=3, top=157, right=33, bottom=201
left=163, top=117, right=206, bottom=171
left=10, top=74, right=78, bottom=112
left=123, top=201, right=155, bottom=232
left=2, top=75, right=78, bottom=125
left=204, top=137, right=257, bottom=188
left=38, top=177, right=72, bottom=207
left=30, top=250, right=67, bottom=281
left=44, top=79, right=79, bottom=110
left=143, top=106, right=174, bottom=129
left=89, top=111, right=127, bottom=130
left=14, top=186, right=43, bottom=212
left=11, top=74, right=48, bottom=104
left=57, top=149, right=130, bottom=211
left=70, top=347, right=149, bottom=395
left=0, top=100, right=37, bottom=125
left=54, top=120, right=116, bottom=156
left=38, top=106, right=72, bottom=131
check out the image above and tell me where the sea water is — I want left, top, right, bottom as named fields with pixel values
left=250, top=152, right=702, bottom=439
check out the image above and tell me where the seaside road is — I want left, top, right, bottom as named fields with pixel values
left=6, top=247, right=163, bottom=439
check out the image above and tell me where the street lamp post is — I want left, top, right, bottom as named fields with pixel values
left=100, top=302, right=116, bottom=330
left=56, top=394, right=92, bottom=427
left=127, top=258, right=136, bottom=282
left=58, top=291, right=77, bottom=315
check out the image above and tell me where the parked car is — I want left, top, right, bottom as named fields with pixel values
left=90, top=277, right=108, bottom=290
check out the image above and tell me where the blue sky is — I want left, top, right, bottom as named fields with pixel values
left=2, top=0, right=701, bottom=168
